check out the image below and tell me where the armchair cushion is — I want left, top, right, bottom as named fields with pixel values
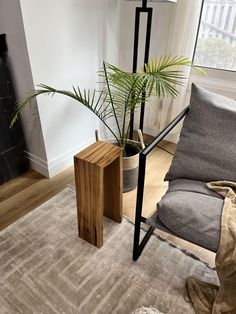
left=165, top=84, right=236, bottom=182
left=157, top=179, right=224, bottom=252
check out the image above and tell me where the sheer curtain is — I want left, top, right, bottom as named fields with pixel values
left=144, top=0, right=203, bottom=142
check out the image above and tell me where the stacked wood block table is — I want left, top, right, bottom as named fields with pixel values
left=74, top=141, right=123, bottom=248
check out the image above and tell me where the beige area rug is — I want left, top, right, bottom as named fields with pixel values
left=0, top=188, right=218, bottom=314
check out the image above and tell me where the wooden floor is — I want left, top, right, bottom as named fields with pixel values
left=0, top=168, right=75, bottom=231
left=0, top=140, right=215, bottom=266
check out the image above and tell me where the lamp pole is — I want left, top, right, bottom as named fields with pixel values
left=129, top=0, right=153, bottom=139
left=129, top=0, right=177, bottom=140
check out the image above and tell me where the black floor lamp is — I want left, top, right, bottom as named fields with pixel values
left=128, top=0, right=177, bottom=139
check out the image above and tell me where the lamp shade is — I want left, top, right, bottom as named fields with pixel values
left=126, top=0, right=177, bottom=2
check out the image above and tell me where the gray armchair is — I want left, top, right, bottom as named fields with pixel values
left=133, top=83, right=236, bottom=260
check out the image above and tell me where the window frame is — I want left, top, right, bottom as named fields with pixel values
left=192, top=0, right=236, bottom=73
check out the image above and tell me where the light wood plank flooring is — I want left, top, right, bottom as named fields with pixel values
left=0, top=140, right=215, bottom=266
left=0, top=168, right=75, bottom=230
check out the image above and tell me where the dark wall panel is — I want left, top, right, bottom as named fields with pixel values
left=0, top=34, right=29, bottom=184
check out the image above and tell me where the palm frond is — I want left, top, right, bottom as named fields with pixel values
left=134, top=55, right=205, bottom=98
left=11, top=56, right=205, bottom=150
left=11, top=84, right=121, bottom=145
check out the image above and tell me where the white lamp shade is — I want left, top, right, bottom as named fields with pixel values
left=126, top=0, right=177, bottom=2
left=126, top=0, right=177, bottom=3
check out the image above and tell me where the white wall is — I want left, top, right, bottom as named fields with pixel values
left=118, top=1, right=174, bottom=71
left=18, top=0, right=175, bottom=177
left=0, top=0, right=48, bottom=175
left=4, top=0, right=232, bottom=177
left=18, top=0, right=121, bottom=177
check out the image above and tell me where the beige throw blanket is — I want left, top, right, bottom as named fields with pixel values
left=187, top=181, right=236, bottom=314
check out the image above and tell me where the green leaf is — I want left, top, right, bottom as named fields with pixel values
left=11, top=55, right=205, bottom=151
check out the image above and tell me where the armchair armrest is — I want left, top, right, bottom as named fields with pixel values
left=133, top=106, right=189, bottom=260
left=141, top=106, right=189, bottom=156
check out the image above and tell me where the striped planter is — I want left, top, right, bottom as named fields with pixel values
left=123, top=140, right=141, bottom=193
left=103, top=139, right=141, bottom=193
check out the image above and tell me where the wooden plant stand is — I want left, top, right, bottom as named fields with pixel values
left=74, top=141, right=123, bottom=248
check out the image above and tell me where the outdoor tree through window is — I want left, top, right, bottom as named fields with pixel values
left=194, top=0, right=236, bottom=71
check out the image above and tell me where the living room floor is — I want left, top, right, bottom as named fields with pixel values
left=0, top=140, right=215, bottom=267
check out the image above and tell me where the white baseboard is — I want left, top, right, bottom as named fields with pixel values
left=25, top=126, right=118, bottom=178
left=26, top=137, right=95, bottom=178
left=26, top=152, right=50, bottom=177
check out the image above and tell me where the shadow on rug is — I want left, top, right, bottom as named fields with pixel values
left=0, top=187, right=218, bottom=314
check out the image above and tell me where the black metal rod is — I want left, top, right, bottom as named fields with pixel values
left=132, top=9, right=140, bottom=73
left=136, top=226, right=155, bottom=259
left=129, top=7, right=141, bottom=140
left=130, top=4, right=153, bottom=138
left=142, top=106, right=189, bottom=156
left=139, top=94, right=145, bottom=131
left=142, top=0, right=147, bottom=8
left=133, top=106, right=189, bottom=261
left=144, top=8, right=152, bottom=65
left=133, top=153, right=147, bottom=260
left=139, top=7, right=152, bottom=131
left=129, top=111, right=135, bottom=140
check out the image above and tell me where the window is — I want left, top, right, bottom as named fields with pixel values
left=193, top=0, right=236, bottom=72
left=211, top=6, right=217, bottom=24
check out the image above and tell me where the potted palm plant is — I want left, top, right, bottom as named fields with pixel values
left=12, top=55, right=203, bottom=191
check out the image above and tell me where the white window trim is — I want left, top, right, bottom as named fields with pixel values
left=189, top=66, right=236, bottom=99
left=192, top=0, right=236, bottom=89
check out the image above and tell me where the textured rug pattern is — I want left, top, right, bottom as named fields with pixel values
left=0, top=188, right=218, bottom=314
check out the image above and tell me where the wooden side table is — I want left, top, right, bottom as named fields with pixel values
left=74, top=141, right=123, bottom=248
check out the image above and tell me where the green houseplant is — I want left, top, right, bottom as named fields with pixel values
left=12, top=55, right=203, bottom=191
left=12, top=56, right=203, bottom=151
